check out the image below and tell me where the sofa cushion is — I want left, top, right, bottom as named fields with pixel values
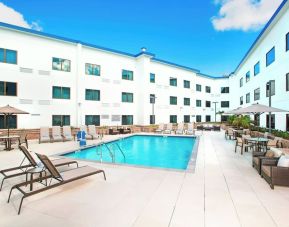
left=262, top=166, right=271, bottom=177
left=277, top=155, right=289, bottom=167
left=265, top=150, right=275, bottom=158
left=270, top=147, right=283, bottom=157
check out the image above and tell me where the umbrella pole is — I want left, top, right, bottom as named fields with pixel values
left=7, top=114, right=10, bottom=137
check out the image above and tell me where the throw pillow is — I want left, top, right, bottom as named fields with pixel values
left=277, top=155, right=289, bottom=167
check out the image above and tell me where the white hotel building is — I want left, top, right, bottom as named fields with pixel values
left=0, top=0, right=288, bottom=131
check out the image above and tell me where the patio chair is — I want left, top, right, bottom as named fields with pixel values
left=155, top=123, right=164, bottom=133
left=62, top=126, right=73, bottom=141
left=108, top=128, right=119, bottom=135
left=261, top=157, right=289, bottom=189
left=186, top=123, right=195, bottom=135
left=51, top=126, right=63, bottom=142
left=17, top=130, right=28, bottom=148
left=267, top=139, right=279, bottom=150
left=235, top=137, right=254, bottom=155
left=8, top=153, right=106, bottom=214
left=80, top=125, right=93, bottom=140
left=175, top=123, right=184, bottom=134
left=0, top=145, right=78, bottom=191
left=88, top=125, right=99, bottom=139
left=252, top=148, right=281, bottom=174
left=225, top=128, right=234, bottom=140
left=39, top=127, right=51, bottom=144
left=163, top=123, right=173, bottom=134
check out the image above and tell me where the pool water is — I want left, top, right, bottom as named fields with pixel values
left=63, top=135, right=196, bottom=170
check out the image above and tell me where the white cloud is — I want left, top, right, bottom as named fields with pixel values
left=212, top=0, right=283, bottom=31
left=0, top=2, right=42, bottom=31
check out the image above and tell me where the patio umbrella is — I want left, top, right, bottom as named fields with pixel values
left=224, top=107, right=242, bottom=115
left=0, top=105, right=29, bottom=137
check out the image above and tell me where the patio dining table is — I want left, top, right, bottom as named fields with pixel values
left=245, top=137, right=268, bottom=152
left=0, top=135, right=20, bottom=151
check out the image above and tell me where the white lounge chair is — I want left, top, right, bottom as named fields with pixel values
left=52, top=126, right=63, bottom=142
left=80, top=125, right=93, bottom=140
left=39, top=127, right=51, bottom=143
left=163, top=123, right=173, bottom=134
left=155, top=123, right=164, bottom=133
left=186, top=123, right=195, bottom=135
left=88, top=125, right=99, bottom=140
left=175, top=123, right=184, bottom=134
left=63, top=126, right=73, bottom=141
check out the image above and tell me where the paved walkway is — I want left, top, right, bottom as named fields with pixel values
left=0, top=131, right=289, bottom=227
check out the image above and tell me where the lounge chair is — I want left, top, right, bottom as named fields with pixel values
left=8, top=153, right=106, bottom=214
left=163, top=123, right=173, bottom=134
left=155, top=123, right=164, bottom=133
left=175, top=123, right=184, bottom=134
left=186, top=123, right=195, bottom=135
left=0, top=145, right=78, bottom=191
left=51, top=126, right=63, bottom=142
left=62, top=126, right=73, bottom=141
left=39, top=127, right=51, bottom=144
left=80, top=125, right=93, bottom=140
left=88, top=125, right=99, bottom=139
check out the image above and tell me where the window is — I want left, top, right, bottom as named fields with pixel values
left=240, top=78, right=243, bottom=87
left=122, top=70, right=133, bottom=80
left=170, top=96, right=177, bottom=105
left=286, top=32, right=289, bottom=51
left=0, top=48, right=17, bottom=64
left=221, top=115, right=229, bottom=122
left=184, top=80, right=190, bottom=88
left=122, top=115, right=133, bottom=125
left=170, top=115, right=177, bottom=123
left=0, top=81, right=17, bottom=96
left=286, top=114, right=289, bottom=133
left=206, top=115, right=211, bottom=122
left=266, top=47, right=275, bottom=66
left=205, top=101, right=211, bottom=108
left=52, top=57, right=71, bottom=72
left=196, top=115, right=202, bottom=122
left=254, top=114, right=260, bottom=126
left=85, top=63, right=100, bottom=76
left=150, top=94, right=155, bottom=103
left=266, top=114, right=275, bottom=129
left=196, top=100, right=202, bottom=107
left=85, top=115, right=100, bottom=126
left=266, top=80, right=275, bottom=97
left=240, top=96, right=243, bottom=105
left=52, top=115, right=70, bottom=126
left=254, top=88, right=260, bottom=101
left=205, top=86, right=211, bottom=93
left=170, top=78, right=177, bottom=86
left=52, top=86, right=70, bottom=99
left=85, top=89, right=100, bottom=101
left=184, top=98, right=190, bottom=106
left=246, top=93, right=250, bottom=103
left=221, top=101, right=229, bottom=108
left=254, top=62, right=260, bottom=76
left=184, top=115, right=190, bottom=123
left=286, top=73, right=289, bottom=91
left=221, top=87, right=229, bottom=93
left=246, top=71, right=250, bottom=82
left=196, top=84, right=202, bottom=92
left=150, top=115, right=155, bottom=124
left=122, top=92, right=133, bottom=103
left=0, top=115, right=17, bottom=129
left=150, top=73, right=155, bottom=83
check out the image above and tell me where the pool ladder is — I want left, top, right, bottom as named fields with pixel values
left=97, top=143, right=126, bottom=163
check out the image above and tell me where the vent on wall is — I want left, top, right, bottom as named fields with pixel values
left=38, top=100, right=51, bottom=105
left=113, top=80, right=121, bottom=84
left=101, top=115, right=109, bottom=119
left=102, top=103, right=110, bottom=107
left=113, top=103, right=120, bottom=107
left=111, top=115, right=121, bottom=121
left=19, top=99, right=33, bottom=104
left=38, top=70, right=50, bottom=76
left=20, top=67, right=33, bottom=73
left=102, top=78, right=110, bottom=83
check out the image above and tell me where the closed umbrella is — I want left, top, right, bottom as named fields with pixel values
left=0, top=105, right=29, bottom=137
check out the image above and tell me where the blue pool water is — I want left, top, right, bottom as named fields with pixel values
left=63, top=135, right=196, bottom=170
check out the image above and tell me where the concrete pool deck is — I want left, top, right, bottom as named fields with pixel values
left=1, top=131, right=289, bottom=227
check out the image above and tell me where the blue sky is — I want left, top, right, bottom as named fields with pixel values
left=0, top=0, right=283, bottom=76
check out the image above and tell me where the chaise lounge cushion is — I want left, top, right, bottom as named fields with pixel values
left=270, top=147, right=283, bottom=158
left=277, top=155, right=289, bottom=167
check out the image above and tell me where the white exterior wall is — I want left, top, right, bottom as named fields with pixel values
left=229, top=1, right=289, bottom=131
left=0, top=0, right=288, bottom=130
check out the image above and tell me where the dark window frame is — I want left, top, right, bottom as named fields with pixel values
left=254, top=88, right=260, bottom=101
left=52, top=57, right=71, bottom=72
left=184, top=80, right=190, bottom=89
left=52, top=115, right=70, bottom=127
left=52, top=86, right=71, bottom=99
left=254, top=62, right=260, bottom=76
left=122, top=69, right=134, bottom=81
left=170, top=78, right=177, bottom=87
left=205, top=86, right=211, bottom=93
left=150, top=73, right=155, bottom=83
left=184, top=115, right=190, bottom=123
left=184, top=97, right=190, bottom=106
left=85, top=63, right=101, bottom=76
left=0, top=115, right=17, bottom=129
left=196, top=84, right=202, bottom=92
left=85, top=89, right=100, bottom=101
left=121, top=92, right=134, bottom=103
left=85, top=115, right=100, bottom=126
left=246, top=92, right=250, bottom=103
left=0, top=48, right=17, bottom=64
left=266, top=47, right=275, bottom=67
left=205, top=101, right=211, bottom=108
left=221, top=87, right=229, bottom=93
left=221, top=101, right=229, bottom=108
left=0, top=81, right=17, bottom=96
left=169, top=115, right=177, bottom=123
left=170, top=96, right=177, bottom=105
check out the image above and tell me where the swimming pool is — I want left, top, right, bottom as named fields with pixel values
left=63, top=135, right=197, bottom=170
